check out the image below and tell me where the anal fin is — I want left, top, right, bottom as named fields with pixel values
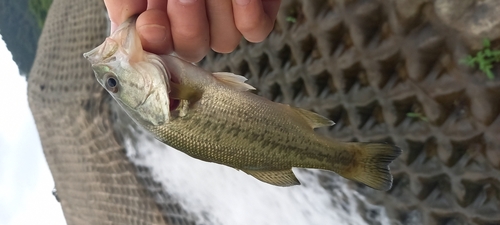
left=243, top=169, right=301, bottom=186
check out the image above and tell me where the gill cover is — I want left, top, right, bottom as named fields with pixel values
left=84, top=17, right=171, bottom=126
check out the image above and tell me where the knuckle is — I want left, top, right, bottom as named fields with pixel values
left=175, top=28, right=202, bottom=40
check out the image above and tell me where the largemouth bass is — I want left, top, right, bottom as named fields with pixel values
left=84, top=17, right=401, bottom=191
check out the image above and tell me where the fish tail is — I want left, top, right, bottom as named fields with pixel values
left=342, top=143, right=402, bottom=191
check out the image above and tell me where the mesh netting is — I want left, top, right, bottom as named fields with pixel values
left=28, top=0, right=197, bottom=224
left=28, top=0, right=499, bottom=224
left=200, top=0, right=500, bottom=224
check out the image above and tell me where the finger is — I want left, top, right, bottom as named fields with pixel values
left=232, top=0, right=281, bottom=43
left=104, top=0, right=147, bottom=33
left=136, top=9, right=173, bottom=55
left=205, top=0, right=242, bottom=53
left=167, top=0, right=210, bottom=62
left=146, top=0, right=166, bottom=10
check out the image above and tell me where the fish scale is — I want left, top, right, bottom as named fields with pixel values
left=149, top=92, right=316, bottom=168
left=146, top=79, right=368, bottom=178
left=85, top=17, right=401, bottom=191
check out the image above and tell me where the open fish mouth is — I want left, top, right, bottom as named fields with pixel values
left=163, top=60, right=180, bottom=112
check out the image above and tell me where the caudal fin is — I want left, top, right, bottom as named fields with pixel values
left=348, top=143, right=402, bottom=191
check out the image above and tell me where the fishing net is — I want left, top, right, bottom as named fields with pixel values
left=200, top=0, right=500, bottom=224
left=28, top=0, right=197, bottom=224
left=28, top=0, right=499, bottom=224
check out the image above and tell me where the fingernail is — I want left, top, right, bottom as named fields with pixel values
left=138, top=24, right=168, bottom=43
left=178, top=0, right=198, bottom=5
left=110, top=21, right=118, bottom=34
left=234, top=0, right=251, bottom=6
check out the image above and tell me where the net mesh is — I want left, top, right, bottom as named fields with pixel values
left=200, top=0, right=500, bottom=224
left=28, top=0, right=197, bottom=224
left=27, top=0, right=500, bottom=224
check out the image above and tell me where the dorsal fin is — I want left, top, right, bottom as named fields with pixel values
left=213, top=72, right=256, bottom=91
left=290, top=106, right=335, bottom=128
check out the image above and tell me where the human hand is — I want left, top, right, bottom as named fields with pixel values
left=104, top=0, right=281, bottom=62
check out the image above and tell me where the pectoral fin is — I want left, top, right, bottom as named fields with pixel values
left=213, top=72, right=256, bottom=91
left=169, top=82, right=202, bottom=103
left=243, top=169, right=301, bottom=186
left=290, top=106, right=335, bottom=128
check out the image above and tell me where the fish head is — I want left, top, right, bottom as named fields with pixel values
left=84, top=17, right=171, bottom=126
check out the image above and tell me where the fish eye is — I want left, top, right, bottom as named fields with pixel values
left=105, top=74, right=119, bottom=93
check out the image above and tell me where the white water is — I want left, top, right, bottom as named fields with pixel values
left=125, top=125, right=391, bottom=225
left=0, top=37, right=66, bottom=225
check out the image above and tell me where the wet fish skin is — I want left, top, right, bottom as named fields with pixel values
left=84, top=17, right=402, bottom=191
